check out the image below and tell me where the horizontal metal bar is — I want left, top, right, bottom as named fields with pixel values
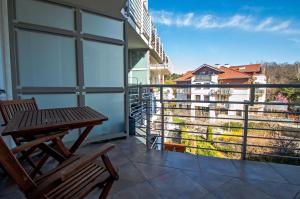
left=17, top=87, right=77, bottom=94
left=157, top=99, right=300, bottom=106
left=152, top=121, right=300, bottom=133
left=164, top=136, right=243, bottom=146
left=14, top=22, right=76, bottom=37
left=156, top=114, right=245, bottom=121
left=81, top=33, right=125, bottom=45
left=246, top=152, right=300, bottom=160
left=151, top=128, right=300, bottom=142
left=162, top=106, right=300, bottom=115
left=128, top=83, right=300, bottom=88
left=154, top=113, right=300, bottom=124
left=247, top=135, right=300, bottom=142
left=152, top=128, right=244, bottom=138
left=183, top=145, right=242, bottom=154
left=246, top=144, right=300, bottom=150
left=84, top=87, right=125, bottom=93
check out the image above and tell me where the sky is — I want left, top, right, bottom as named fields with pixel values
left=148, top=0, right=300, bottom=73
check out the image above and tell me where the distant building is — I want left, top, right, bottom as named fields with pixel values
left=174, top=64, right=267, bottom=117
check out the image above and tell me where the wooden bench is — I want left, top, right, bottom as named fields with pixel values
left=0, top=133, right=118, bottom=199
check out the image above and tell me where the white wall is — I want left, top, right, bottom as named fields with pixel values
left=228, top=89, right=250, bottom=116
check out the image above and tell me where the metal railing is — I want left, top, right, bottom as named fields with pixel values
left=127, top=0, right=171, bottom=66
left=129, top=84, right=300, bottom=164
left=128, top=0, right=143, bottom=28
left=142, top=4, right=151, bottom=39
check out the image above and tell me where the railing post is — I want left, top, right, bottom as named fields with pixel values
left=138, top=86, right=143, bottom=125
left=160, top=87, right=164, bottom=152
left=241, top=101, right=249, bottom=160
left=146, top=99, right=151, bottom=150
left=249, top=87, right=255, bottom=106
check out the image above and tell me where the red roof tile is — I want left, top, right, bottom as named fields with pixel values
left=218, top=66, right=251, bottom=80
left=174, top=71, right=193, bottom=81
left=229, top=64, right=261, bottom=73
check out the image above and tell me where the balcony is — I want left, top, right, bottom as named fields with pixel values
left=127, top=0, right=168, bottom=64
left=194, top=75, right=212, bottom=82
left=214, top=88, right=232, bottom=95
left=150, top=63, right=171, bottom=75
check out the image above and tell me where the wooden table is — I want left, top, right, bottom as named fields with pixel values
left=2, top=106, right=108, bottom=172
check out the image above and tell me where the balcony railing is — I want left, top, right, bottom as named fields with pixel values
left=142, top=4, right=151, bottom=39
left=128, top=0, right=143, bottom=28
left=129, top=84, right=300, bottom=164
left=194, top=75, right=212, bottom=82
left=214, top=88, right=232, bottom=95
left=127, top=0, right=171, bottom=65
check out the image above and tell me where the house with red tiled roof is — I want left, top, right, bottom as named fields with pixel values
left=175, top=64, right=266, bottom=117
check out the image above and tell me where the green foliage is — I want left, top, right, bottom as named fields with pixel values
left=207, top=126, right=213, bottom=141
left=164, top=80, right=175, bottom=85
left=222, top=122, right=243, bottom=133
left=180, top=131, right=225, bottom=157
left=173, top=117, right=185, bottom=124
left=280, top=88, right=300, bottom=103
left=165, top=73, right=182, bottom=81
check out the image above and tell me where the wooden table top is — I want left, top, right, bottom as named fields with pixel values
left=2, top=106, right=108, bottom=137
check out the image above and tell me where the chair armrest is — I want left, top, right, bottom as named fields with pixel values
left=11, top=131, right=69, bottom=154
left=60, top=143, right=115, bottom=181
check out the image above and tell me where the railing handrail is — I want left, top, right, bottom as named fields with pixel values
left=128, top=83, right=300, bottom=88
left=129, top=83, right=300, bottom=164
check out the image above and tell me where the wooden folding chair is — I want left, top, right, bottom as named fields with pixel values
left=0, top=98, right=68, bottom=177
left=0, top=133, right=118, bottom=199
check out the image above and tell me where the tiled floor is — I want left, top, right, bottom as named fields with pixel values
left=1, top=136, right=300, bottom=199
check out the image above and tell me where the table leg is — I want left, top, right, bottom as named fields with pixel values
left=52, top=137, right=72, bottom=158
left=38, top=143, right=66, bottom=163
left=69, top=126, right=94, bottom=153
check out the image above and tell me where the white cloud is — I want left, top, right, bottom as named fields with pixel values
left=255, top=17, right=273, bottom=31
left=151, top=10, right=300, bottom=35
left=289, top=38, right=300, bottom=47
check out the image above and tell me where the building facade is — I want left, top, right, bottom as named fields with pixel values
left=175, top=64, right=267, bottom=117
left=126, top=0, right=171, bottom=85
left=0, top=0, right=172, bottom=147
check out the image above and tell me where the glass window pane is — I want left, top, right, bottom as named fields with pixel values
left=130, top=70, right=149, bottom=84
left=20, top=94, right=77, bottom=109
left=17, top=30, right=76, bottom=87
left=83, top=40, right=124, bottom=87
left=82, top=11, right=123, bottom=40
left=21, top=94, right=78, bottom=142
left=15, top=0, right=74, bottom=31
left=85, top=93, right=124, bottom=137
left=129, top=50, right=148, bottom=69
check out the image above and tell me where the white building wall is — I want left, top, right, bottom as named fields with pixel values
left=228, top=89, right=250, bottom=116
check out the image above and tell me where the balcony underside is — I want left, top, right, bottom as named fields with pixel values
left=2, top=136, right=300, bottom=199
left=127, top=21, right=149, bottom=49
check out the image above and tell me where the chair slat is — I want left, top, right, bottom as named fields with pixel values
left=0, top=98, right=38, bottom=125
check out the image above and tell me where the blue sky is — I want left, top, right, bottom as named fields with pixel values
left=148, top=0, right=300, bottom=73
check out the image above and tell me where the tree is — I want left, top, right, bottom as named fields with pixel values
left=280, top=88, right=300, bottom=103
left=165, top=73, right=182, bottom=81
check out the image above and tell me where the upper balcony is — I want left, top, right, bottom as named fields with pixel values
left=126, top=0, right=169, bottom=65
left=194, top=75, right=213, bottom=82
left=150, top=63, right=171, bottom=75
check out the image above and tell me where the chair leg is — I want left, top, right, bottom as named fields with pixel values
left=0, top=164, right=6, bottom=176
left=30, top=154, right=49, bottom=178
left=99, top=178, right=114, bottom=199
left=13, top=137, right=43, bottom=176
